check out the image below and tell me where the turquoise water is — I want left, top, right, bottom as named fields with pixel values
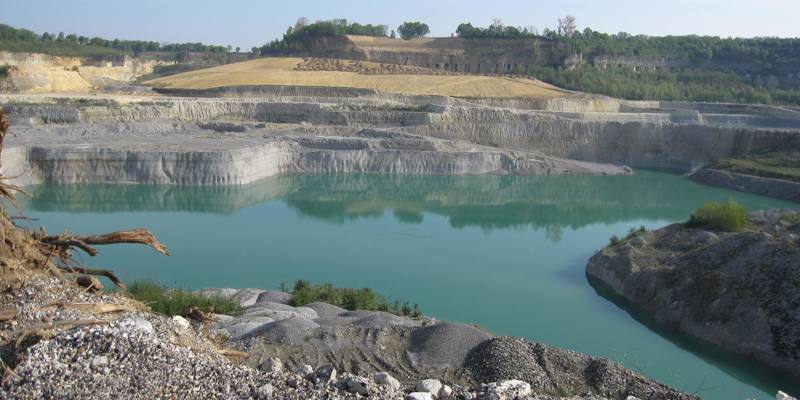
left=15, top=171, right=800, bottom=400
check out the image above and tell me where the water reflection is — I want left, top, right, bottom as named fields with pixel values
left=19, top=171, right=788, bottom=236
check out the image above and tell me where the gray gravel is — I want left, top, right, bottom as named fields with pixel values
left=408, top=322, right=493, bottom=369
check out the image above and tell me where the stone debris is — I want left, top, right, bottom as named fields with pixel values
left=1, top=278, right=698, bottom=400
left=415, top=378, right=443, bottom=397
left=171, top=315, right=190, bottom=330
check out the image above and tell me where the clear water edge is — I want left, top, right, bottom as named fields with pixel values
left=14, top=171, right=800, bottom=400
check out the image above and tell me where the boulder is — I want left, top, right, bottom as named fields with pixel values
left=479, top=380, right=531, bottom=400
left=406, top=393, right=434, bottom=400
left=415, top=379, right=443, bottom=396
left=313, top=364, right=337, bottom=386
left=373, top=371, right=401, bottom=391
left=255, top=290, right=292, bottom=305
left=258, top=357, right=283, bottom=373
left=172, top=315, right=190, bottom=330
left=303, top=302, right=347, bottom=318
left=344, top=376, right=370, bottom=395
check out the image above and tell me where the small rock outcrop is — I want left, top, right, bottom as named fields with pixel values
left=586, top=209, right=800, bottom=378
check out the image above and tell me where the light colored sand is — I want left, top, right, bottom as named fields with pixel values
left=144, top=57, right=566, bottom=99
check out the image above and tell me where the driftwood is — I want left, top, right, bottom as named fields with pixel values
left=42, top=229, right=171, bottom=257
left=41, top=302, right=138, bottom=314
left=0, top=306, right=16, bottom=321
left=59, top=265, right=128, bottom=290
left=217, top=349, right=249, bottom=359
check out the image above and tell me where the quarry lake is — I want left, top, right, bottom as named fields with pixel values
left=17, top=170, right=800, bottom=400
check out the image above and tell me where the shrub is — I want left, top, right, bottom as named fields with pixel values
left=288, top=280, right=421, bottom=317
left=625, top=225, right=647, bottom=240
left=127, top=280, right=243, bottom=316
left=608, top=234, right=621, bottom=246
left=686, top=199, right=748, bottom=232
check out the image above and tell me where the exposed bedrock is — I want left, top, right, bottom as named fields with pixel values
left=585, top=210, right=800, bottom=379
left=2, top=92, right=799, bottom=185
left=2, top=124, right=622, bottom=185
left=689, top=168, right=800, bottom=203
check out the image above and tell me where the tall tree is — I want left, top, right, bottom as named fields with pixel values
left=397, top=22, right=430, bottom=40
left=558, top=15, right=577, bottom=37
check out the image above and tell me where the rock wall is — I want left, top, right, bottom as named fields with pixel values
left=0, top=52, right=167, bottom=93
left=689, top=168, right=800, bottom=203
left=3, top=92, right=799, bottom=186
left=586, top=210, right=800, bottom=379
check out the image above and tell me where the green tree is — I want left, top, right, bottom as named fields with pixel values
left=397, top=22, right=430, bottom=40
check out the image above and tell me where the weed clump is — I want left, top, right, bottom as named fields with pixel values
left=288, top=280, right=422, bottom=317
left=128, top=280, right=243, bottom=316
left=686, top=199, right=748, bottom=232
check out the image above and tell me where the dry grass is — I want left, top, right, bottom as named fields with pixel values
left=144, top=57, right=566, bottom=99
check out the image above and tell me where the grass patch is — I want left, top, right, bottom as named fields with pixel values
left=608, top=225, right=648, bottom=247
left=686, top=199, right=748, bottom=232
left=127, top=280, right=243, bottom=316
left=288, top=280, right=421, bottom=317
left=713, top=151, right=800, bottom=183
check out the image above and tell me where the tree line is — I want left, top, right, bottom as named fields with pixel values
left=0, top=24, right=229, bottom=58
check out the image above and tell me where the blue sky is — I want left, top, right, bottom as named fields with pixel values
left=2, top=0, right=799, bottom=50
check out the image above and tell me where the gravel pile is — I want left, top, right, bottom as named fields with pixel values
left=408, top=322, right=493, bottom=368
left=465, top=337, right=697, bottom=400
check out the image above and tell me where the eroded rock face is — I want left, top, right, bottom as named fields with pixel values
left=465, top=337, right=694, bottom=400
left=586, top=209, right=800, bottom=378
left=4, top=91, right=798, bottom=187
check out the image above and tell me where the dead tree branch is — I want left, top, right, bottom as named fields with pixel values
left=42, top=228, right=171, bottom=257
left=57, top=265, right=129, bottom=290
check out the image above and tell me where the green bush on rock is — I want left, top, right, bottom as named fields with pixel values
left=686, top=199, right=748, bottom=232
left=288, top=280, right=422, bottom=317
left=128, top=280, right=243, bottom=316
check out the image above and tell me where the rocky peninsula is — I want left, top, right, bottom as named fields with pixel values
left=586, top=209, right=800, bottom=379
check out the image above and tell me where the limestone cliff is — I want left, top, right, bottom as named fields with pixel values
left=586, top=210, right=800, bottom=378
left=0, top=52, right=167, bottom=93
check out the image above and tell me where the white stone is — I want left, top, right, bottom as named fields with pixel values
left=373, top=371, right=401, bottom=391
left=484, top=380, right=531, bottom=400
left=90, top=356, right=108, bottom=369
left=257, top=383, right=273, bottom=400
left=440, top=384, right=453, bottom=399
left=172, top=315, right=190, bottom=330
left=406, top=393, right=434, bottom=400
left=777, top=391, right=797, bottom=400
left=259, top=357, right=283, bottom=373
left=416, top=379, right=443, bottom=397
left=129, top=317, right=154, bottom=334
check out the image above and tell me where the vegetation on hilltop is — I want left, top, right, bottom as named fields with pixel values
left=527, top=65, right=800, bottom=105
left=0, top=23, right=230, bottom=59
left=458, top=18, right=800, bottom=105
left=397, top=22, right=430, bottom=40
left=260, top=18, right=388, bottom=54
left=713, top=151, right=800, bottom=183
